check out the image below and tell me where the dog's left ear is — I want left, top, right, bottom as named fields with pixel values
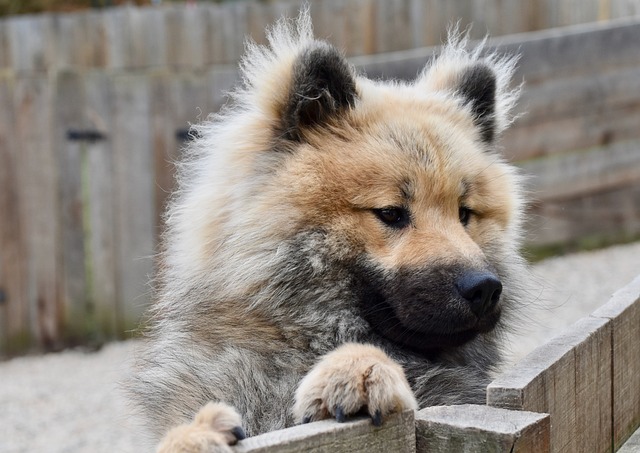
left=455, top=64, right=497, bottom=143
left=422, top=61, right=498, bottom=144
left=283, top=42, right=357, bottom=141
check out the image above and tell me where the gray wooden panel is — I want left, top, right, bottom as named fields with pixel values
left=0, top=74, right=26, bottom=355
left=55, top=71, right=88, bottom=341
left=415, top=405, right=550, bottom=453
left=84, top=72, right=118, bottom=340
left=14, top=76, right=61, bottom=350
left=112, top=74, right=155, bottom=331
left=166, top=6, right=206, bottom=70
left=8, top=15, right=53, bottom=74
left=355, top=18, right=640, bottom=83
left=488, top=316, right=613, bottom=453
left=592, top=275, right=640, bottom=450
left=0, top=17, right=11, bottom=70
left=235, top=410, right=415, bottom=453
left=525, top=182, right=640, bottom=247
left=517, top=140, right=640, bottom=202
left=514, top=65, right=640, bottom=127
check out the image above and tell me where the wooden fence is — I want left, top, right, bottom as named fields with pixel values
left=1, top=5, right=640, bottom=355
left=2, top=0, right=640, bottom=73
left=222, top=275, right=640, bottom=452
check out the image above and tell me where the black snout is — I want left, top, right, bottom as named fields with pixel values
left=456, top=271, right=502, bottom=317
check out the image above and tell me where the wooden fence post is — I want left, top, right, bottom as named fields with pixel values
left=592, top=275, right=640, bottom=450
left=234, top=410, right=416, bottom=453
left=415, top=405, right=550, bottom=453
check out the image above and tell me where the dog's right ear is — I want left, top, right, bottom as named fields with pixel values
left=282, top=42, right=357, bottom=141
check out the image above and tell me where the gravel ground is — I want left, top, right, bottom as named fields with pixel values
left=1, top=241, right=639, bottom=453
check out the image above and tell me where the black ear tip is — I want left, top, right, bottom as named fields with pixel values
left=284, top=41, right=357, bottom=141
left=457, top=63, right=497, bottom=143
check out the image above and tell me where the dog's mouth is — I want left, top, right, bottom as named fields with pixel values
left=360, top=293, right=501, bottom=355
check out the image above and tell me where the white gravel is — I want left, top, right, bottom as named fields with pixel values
left=1, top=241, right=639, bottom=453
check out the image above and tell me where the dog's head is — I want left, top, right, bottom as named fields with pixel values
left=172, top=13, right=523, bottom=355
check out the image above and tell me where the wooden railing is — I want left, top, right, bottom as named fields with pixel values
left=232, top=275, right=640, bottom=452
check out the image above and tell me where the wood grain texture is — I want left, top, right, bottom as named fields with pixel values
left=415, top=405, right=550, bottom=453
left=55, top=71, right=88, bottom=341
left=0, top=74, right=25, bottom=354
left=592, top=275, right=640, bottom=450
left=112, top=74, right=155, bottom=331
left=84, top=73, right=118, bottom=340
left=234, top=410, right=415, bottom=453
left=488, top=316, right=612, bottom=453
left=14, top=76, right=61, bottom=350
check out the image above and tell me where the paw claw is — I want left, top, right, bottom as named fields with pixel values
left=231, top=426, right=246, bottom=441
left=371, top=409, right=383, bottom=427
left=335, top=406, right=346, bottom=423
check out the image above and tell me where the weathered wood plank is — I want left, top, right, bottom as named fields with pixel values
left=355, top=18, right=640, bottom=84
left=525, top=182, right=640, bottom=247
left=488, top=316, right=612, bottom=453
left=516, top=140, right=640, bottom=202
left=112, top=74, right=155, bottom=332
left=0, top=74, right=26, bottom=355
left=8, top=15, right=53, bottom=74
left=514, top=65, right=640, bottom=128
left=14, top=76, right=61, bottom=350
left=103, top=7, right=131, bottom=70
left=592, top=275, right=640, bottom=450
left=84, top=72, right=118, bottom=340
left=55, top=71, right=88, bottom=343
left=235, top=410, right=415, bottom=453
left=415, top=405, right=550, bottom=453
left=166, top=6, right=206, bottom=70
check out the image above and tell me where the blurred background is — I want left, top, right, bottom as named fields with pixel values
left=4, top=0, right=639, bottom=357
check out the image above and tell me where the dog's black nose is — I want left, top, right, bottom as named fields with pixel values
left=456, top=271, right=502, bottom=317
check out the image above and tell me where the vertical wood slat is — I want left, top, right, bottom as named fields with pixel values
left=487, top=316, right=613, bottom=453
left=55, top=71, right=88, bottom=343
left=14, top=76, right=61, bottom=350
left=84, top=72, right=118, bottom=340
left=8, top=15, right=53, bottom=75
left=592, top=275, right=640, bottom=450
left=112, top=74, right=155, bottom=332
left=0, top=74, right=26, bottom=354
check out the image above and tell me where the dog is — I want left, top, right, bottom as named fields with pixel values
left=129, top=10, right=525, bottom=452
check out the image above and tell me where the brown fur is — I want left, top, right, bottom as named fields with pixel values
left=130, top=12, right=525, bottom=452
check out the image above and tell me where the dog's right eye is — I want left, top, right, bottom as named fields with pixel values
left=372, top=207, right=411, bottom=229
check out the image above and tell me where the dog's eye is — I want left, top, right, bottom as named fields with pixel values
left=373, top=207, right=411, bottom=229
left=459, top=206, right=473, bottom=226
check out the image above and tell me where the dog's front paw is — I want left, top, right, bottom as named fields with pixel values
left=293, top=343, right=417, bottom=426
left=156, top=402, right=245, bottom=453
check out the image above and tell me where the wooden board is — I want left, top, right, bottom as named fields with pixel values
left=592, top=275, right=640, bottom=450
left=111, top=74, right=155, bottom=332
left=516, top=139, right=640, bottom=202
left=235, top=410, right=415, bottom=453
left=524, top=182, right=640, bottom=247
left=415, top=405, right=550, bottom=453
left=84, top=72, right=118, bottom=340
left=14, top=76, right=61, bottom=350
left=55, top=70, right=88, bottom=342
left=0, top=74, right=26, bottom=355
left=487, top=316, right=612, bottom=453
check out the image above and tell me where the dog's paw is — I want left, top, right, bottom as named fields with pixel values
left=293, top=343, right=417, bottom=426
left=156, top=402, right=245, bottom=453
